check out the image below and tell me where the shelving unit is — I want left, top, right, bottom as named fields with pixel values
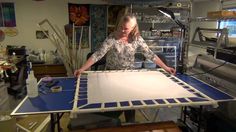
left=151, top=45, right=177, bottom=69
left=190, top=17, right=236, bottom=22
left=132, top=3, right=191, bottom=72
left=32, top=64, right=67, bottom=81
left=135, top=45, right=177, bottom=69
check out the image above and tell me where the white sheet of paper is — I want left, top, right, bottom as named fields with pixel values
left=87, top=71, right=196, bottom=103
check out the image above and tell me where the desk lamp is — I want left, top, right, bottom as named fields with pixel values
left=158, top=7, right=186, bottom=73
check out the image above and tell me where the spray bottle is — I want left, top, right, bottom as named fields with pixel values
left=26, top=62, right=38, bottom=98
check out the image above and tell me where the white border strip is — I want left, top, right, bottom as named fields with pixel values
left=72, top=76, right=81, bottom=114
left=11, top=96, right=28, bottom=115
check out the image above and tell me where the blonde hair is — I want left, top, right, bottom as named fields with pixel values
left=115, top=13, right=140, bottom=41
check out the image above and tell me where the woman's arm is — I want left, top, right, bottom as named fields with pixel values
left=74, top=57, right=95, bottom=77
left=137, top=37, right=176, bottom=75
left=74, top=36, right=114, bottom=77
left=153, top=56, right=176, bottom=75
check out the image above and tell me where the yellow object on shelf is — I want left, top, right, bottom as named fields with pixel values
left=207, top=10, right=236, bottom=19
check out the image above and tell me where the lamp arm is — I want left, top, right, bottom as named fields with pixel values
left=175, top=19, right=185, bottom=30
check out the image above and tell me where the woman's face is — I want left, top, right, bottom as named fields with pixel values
left=120, top=17, right=136, bottom=36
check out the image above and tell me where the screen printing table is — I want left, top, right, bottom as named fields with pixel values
left=11, top=69, right=236, bottom=132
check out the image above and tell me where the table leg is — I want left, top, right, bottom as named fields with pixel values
left=183, top=106, right=187, bottom=123
left=197, top=106, right=203, bottom=132
left=50, top=114, right=55, bottom=132
left=57, top=113, right=61, bottom=131
left=50, top=113, right=64, bottom=132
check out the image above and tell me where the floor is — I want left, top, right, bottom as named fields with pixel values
left=63, top=108, right=182, bottom=132
left=4, top=95, right=184, bottom=132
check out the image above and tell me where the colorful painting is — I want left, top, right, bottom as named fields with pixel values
left=0, top=3, right=16, bottom=27
left=68, top=3, right=90, bottom=26
left=90, top=5, right=107, bottom=51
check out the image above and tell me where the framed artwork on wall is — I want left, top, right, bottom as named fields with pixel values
left=0, top=2, right=16, bottom=27
left=68, top=3, right=90, bottom=26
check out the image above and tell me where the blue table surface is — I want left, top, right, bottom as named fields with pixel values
left=176, top=74, right=234, bottom=101
left=12, top=74, right=235, bottom=115
left=14, top=77, right=77, bottom=114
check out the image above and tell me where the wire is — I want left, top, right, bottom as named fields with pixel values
left=188, top=50, right=236, bottom=76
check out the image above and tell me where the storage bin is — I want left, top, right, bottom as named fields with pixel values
left=134, top=61, right=143, bottom=69
left=144, top=60, right=156, bottom=69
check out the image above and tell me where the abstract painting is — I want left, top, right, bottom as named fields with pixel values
left=68, top=3, right=90, bottom=26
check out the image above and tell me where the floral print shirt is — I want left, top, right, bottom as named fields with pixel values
left=91, top=33, right=157, bottom=70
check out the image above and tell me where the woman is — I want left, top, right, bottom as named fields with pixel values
left=74, top=14, right=176, bottom=122
left=74, top=14, right=175, bottom=76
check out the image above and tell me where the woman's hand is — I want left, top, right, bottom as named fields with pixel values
left=74, top=69, right=84, bottom=77
left=164, top=67, right=176, bottom=75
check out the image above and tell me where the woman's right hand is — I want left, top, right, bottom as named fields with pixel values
left=74, top=69, right=83, bottom=77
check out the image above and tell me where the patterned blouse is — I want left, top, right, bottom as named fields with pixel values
left=91, top=33, right=157, bottom=70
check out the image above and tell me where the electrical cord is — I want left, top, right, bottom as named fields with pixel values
left=188, top=50, right=236, bottom=76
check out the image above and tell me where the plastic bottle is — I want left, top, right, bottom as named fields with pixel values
left=26, top=63, right=38, bottom=98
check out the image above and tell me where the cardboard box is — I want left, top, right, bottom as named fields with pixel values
left=0, top=112, right=16, bottom=132
left=207, top=11, right=236, bottom=19
left=16, top=114, right=50, bottom=132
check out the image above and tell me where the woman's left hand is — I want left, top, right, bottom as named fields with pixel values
left=164, top=67, right=176, bottom=75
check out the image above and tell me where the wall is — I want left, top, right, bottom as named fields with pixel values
left=190, top=0, right=221, bottom=41
left=188, top=0, right=221, bottom=67
left=222, top=0, right=236, bottom=9
left=0, top=0, right=107, bottom=51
